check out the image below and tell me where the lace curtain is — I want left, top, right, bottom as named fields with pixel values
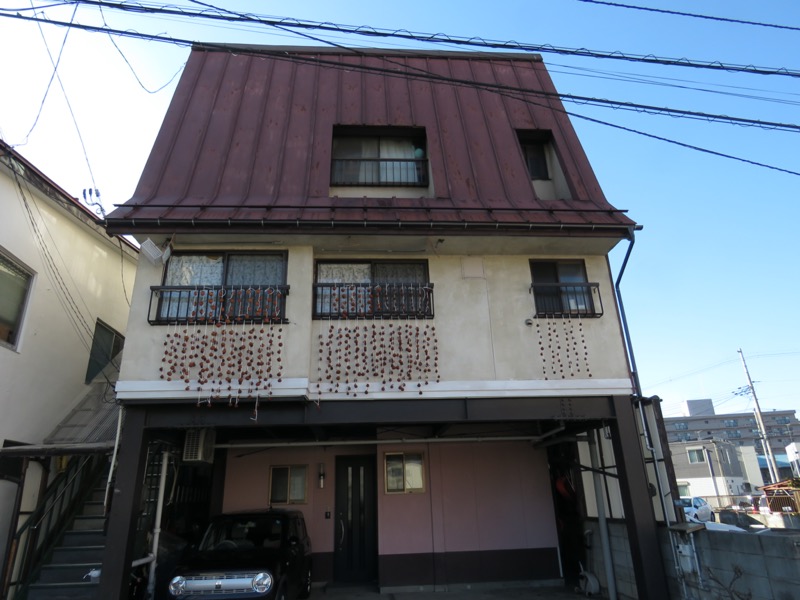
left=165, top=255, right=285, bottom=287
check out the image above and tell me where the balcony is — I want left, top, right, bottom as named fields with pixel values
left=148, top=285, right=290, bottom=325
left=313, top=283, right=434, bottom=319
left=330, top=159, right=429, bottom=187
left=530, top=282, right=603, bottom=317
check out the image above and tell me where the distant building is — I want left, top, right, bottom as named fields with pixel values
left=664, top=399, right=798, bottom=457
left=664, top=399, right=798, bottom=486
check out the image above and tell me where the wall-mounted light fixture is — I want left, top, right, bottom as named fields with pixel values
left=319, top=463, right=326, bottom=489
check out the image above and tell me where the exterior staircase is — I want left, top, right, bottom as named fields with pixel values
left=25, top=485, right=107, bottom=600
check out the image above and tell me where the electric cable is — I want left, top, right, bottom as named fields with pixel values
left=575, top=0, right=800, bottom=33
left=40, top=0, right=800, bottom=78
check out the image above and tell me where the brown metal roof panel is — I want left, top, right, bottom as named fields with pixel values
left=215, top=54, right=274, bottom=204
left=247, top=57, right=298, bottom=205
left=274, top=59, right=322, bottom=203
left=181, top=52, right=252, bottom=204
left=426, top=58, right=486, bottom=207
left=121, top=52, right=205, bottom=210
left=446, top=58, right=513, bottom=205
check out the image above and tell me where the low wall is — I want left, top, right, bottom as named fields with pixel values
left=585, top=519, right=800, bottom=600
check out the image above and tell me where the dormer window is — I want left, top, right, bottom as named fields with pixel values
left=331, top=127, right=428, bottom=187
left=517, top=130, right=571, bottom=200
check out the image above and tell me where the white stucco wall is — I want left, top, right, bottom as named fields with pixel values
left=115, top=240, right=633, bottom=402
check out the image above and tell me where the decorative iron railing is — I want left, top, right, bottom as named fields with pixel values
left=148, top=285, right=290, bottom=325
left=314, top=283, right=434, bottom=319
left=330, top=158, right=429, bottom=186
left=530, top=282, right=603, bottom=317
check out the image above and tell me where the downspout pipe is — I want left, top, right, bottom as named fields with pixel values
left=614, top=227, right=685, bottom=597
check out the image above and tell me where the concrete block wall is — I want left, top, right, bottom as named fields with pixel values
left=585, top=519, right=800, bottom=600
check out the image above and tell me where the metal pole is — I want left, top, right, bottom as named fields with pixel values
left=738, top=349, right=780, bottom=483
left=588, top=429, right=617, bottom=600
left=146, top=451, right=170, bottom=600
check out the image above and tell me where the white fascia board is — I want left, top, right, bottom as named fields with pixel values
left=115, top=378, right=633, bottom=401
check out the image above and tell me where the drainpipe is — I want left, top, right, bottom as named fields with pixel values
left=146, top=451, right=171, bottom=600
left=614, top=227, right=685, bottom=596
left=587, top=429, right=617, bottom=600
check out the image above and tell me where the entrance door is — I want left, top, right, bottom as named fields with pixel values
left=334, top=455, right=377, bottom=583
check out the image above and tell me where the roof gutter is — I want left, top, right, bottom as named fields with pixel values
left=104, top=218, right=633, bottom=236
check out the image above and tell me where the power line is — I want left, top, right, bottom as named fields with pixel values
left=31, top=0, right=800, bottom=78
left=575, top=0, right=800, bottom=33
left=7, top=10, right=800, bottom=131
left=5, top=10, right=800, bottom=176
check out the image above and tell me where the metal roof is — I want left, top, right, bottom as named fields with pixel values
left=106, top=45, right=634, bottom=236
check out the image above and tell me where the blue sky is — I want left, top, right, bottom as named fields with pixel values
left=1, top=0, right=798, bottom=420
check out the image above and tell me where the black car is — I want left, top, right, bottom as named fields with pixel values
left=168, top=510, right=312, bottom=600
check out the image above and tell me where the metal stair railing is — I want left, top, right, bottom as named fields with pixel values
left=3, top=453, right=107, bottom=600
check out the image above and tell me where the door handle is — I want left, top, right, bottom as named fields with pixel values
left=338, top=519, right=345, bottom=546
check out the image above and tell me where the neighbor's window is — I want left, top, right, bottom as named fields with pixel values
left=687, top=448, right=705, bottom=464
left=270, top=466, right=307, bottom=504
left=519, top=134, right=551, bottom=180
left=331, top=127, right=428, bottom=187
left=673, top=422, right=688, bottom=431
left=385, top=452, right=424, bottom=493
left=0, top=250, right=33, bottom=349
left=530, top=260, right=601, bottom=317
left=154, top=253, right=288, bottom=323
left=85, top=320, right=124, bottom=383
left=314, top=261, right=432, bottom=319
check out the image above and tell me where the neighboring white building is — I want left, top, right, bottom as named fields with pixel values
left=0, top=139, right=137, bottom=564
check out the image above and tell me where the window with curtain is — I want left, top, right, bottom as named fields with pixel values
left=314, top=261, right=431, bottom=318
left=270, top=465, right=307, bottom=504
left=0, top=250, right=33, bottom=349
left=331, top=128, right=428, bottom=186
left=156, top=253, right=288, bottom=323
left=385, top=452, right=424, bottom=493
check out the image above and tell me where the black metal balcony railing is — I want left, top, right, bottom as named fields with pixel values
left=149, top=285, right=290, bottom=324
left=530, top=282, right=603, bottom=317
left=314, top=283, right=434, bottom=319
left=330, top=158, right=429, bottom=187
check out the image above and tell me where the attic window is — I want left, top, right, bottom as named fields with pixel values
left=517, top=130, right=571, bottom=200
left=331, top=127, right=428, bottom=187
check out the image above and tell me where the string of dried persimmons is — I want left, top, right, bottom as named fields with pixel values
left=317, top=320, right=440, bottom=398
left=160, top=322, right=284, bottom=418
left=535, top=317, right=591, bottom=379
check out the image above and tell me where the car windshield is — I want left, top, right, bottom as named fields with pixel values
left=200, top=515, right=284, bottom=551
left=677, top=498, right=692, bottom=508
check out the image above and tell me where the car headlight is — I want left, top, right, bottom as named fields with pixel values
left=252, top=571, right=273, bottom=593
left=168, top=575, right=187, bottom=596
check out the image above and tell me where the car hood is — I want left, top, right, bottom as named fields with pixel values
left=176, top=547, right=283, bottom=573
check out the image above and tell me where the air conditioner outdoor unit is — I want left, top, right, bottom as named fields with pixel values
left=183, top=428, right=215, bottom=464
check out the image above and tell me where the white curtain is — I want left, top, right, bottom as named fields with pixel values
left=164, top=255, right=224, bottom=286
left=380, top=138, right=417, bottom=184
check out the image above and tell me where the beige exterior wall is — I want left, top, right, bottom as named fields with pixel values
left=0, top=169, right=136, bottom=446
left=0, top=160, right=137, bottom=563
left=116, top=242, right=632, bottom=401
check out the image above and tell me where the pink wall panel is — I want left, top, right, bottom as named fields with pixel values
left=222, top=440, right=557, bottom=558
left=223, top=446, right=373, bottom=554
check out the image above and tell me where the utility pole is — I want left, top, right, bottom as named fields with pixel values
left=738, top=349, right=780, bottom=483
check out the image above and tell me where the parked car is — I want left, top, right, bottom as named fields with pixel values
left=168, top=510, right=312, bottom=599
left=679, top=496, right=715, bottom=522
